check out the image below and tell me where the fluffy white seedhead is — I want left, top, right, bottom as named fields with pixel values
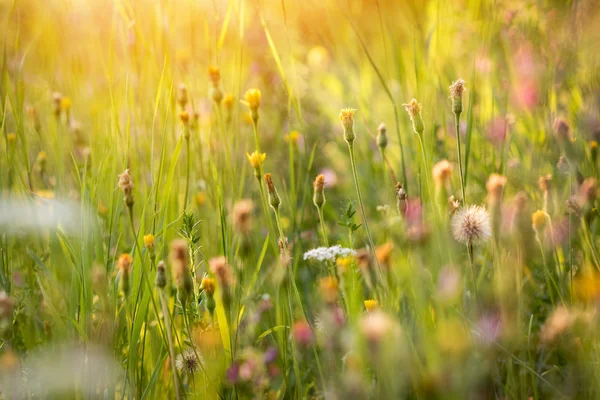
left=451, top=205, right=491, bottom=245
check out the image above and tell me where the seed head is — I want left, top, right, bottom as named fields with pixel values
left=176, top=348, right=201, bottom=375
left=118, top=169, right=135, bottom=207
left=170, top=239, right=193, bottom=301
left=339, top=107, right=357, bottom=143
left=403, top=99, right=425, bottom=134
left=451, top=205, right=491, bottom=245
left=449, top=79, right=466, bottom=115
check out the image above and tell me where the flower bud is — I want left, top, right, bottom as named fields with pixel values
left=339, top=108, right=357, bottom=144
left=532, top=210, right=549, bottom=236
left=155, top=261, right=167, bottom=289
left=449, top=79, right=466, bottom=115
left=118, top=169, right=135, bottom=208
left=264, top=173, right=281, bottom=210
left=403, top=99, right=424, bottom=135
left=244, top=89, right=261, bottom=123
left=177, top=84, right=188, bottom=109
left=376, top=123, right=388, bottom=150
left=117, top=254, right=133, bottom=295
left=313, top=174, right=326, bottom=208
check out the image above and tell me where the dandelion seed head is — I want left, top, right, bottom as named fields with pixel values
left=176, top=348, right=201, bottom=375
left=451, top=205, right=491, bottom=245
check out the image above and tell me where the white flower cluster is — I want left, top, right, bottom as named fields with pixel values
left=303, top=245, right=356, bottom=262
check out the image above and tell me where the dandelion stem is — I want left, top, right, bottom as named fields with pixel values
left=468, top=243, right=478, bottom=304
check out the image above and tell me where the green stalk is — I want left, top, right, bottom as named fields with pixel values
left=317, top=206, right=329, bottom=247
left=158, top=289, right=182, bottom=400
left=183, top=137, right=191, bottom=209
left=454, top=113, right=466, bottom=202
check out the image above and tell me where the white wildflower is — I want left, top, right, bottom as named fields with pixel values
left=303, top=245, right=356, bottom=263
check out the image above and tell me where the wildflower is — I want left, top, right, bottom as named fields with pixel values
left=336, top=256, right=353, bottom=274
left=244, top=89, right=261, bottom=122
left=201, top=277, right=216, bottom=315
left=246, top=151, right=266, bottom=179
left=364, top=299, right=378, bottom=312
left=209, top=256, right=234, bottom=308
left=291, top=320, right=314, bottom=347
left=486, top=174, right=507, bottom=205
left=313, top=174, right=326, bottom=208
left=319, top=276, right=338, bottom=304
left=232, top=199, right=254, bottom=234
left=6, top=133, right=16, bottom=145
left=538, top=174, right=553, bottom=215
left=432, top=160, right=453, bottom=186
left=303, top=245, right=357, bottom=263
left=360, top=310, right=400, bottom=345
left=118, top=169, right=135, bottom=208
left=223, top=94, right=235, bottom=110
left=117, top=254, right=133, bottom=295
left=451, top=205, right=491, bottom=245
left=177, top=84, right=188, bottom=109
left=339, top=107, right=357, bottom=144
left=170, top=239, right=193, bottom=303
left=143, top=234, right=155, bottom=252
left=590, top=141, right=598, bottom=164
left=176, top=348, right=201, bottom=375
left=264, top=173, right=281, bottom=210
left=540, top=306, right=574, bottom=344
left=403, top=99, right=424, bottom=135
left=376, top=123, right=387, bottom=150
left=52, top=92, right=63, bottom=117
left=208, top=66, right=223, bottom=104
left=286, top=130, right=301, bottom=146
left=449, top=79, right=466, bottom=115
left=375, top=242, right=393, bottom=268
left=531, top=210, right=549, bottom=235
left=60, top=96, right=72, bottom=112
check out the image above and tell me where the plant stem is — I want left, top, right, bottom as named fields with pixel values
left=183, top=137, right=191, bottom=209
left=317, top=206, right=329, bottom=247
left=455, top=113, right=466, bottom=202
left=347, top=143, right=384, bottom=282
left=468, top=243, right=478, bottom=304
left=159, top=289, right=182, bottom=400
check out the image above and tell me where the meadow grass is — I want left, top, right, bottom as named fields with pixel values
left=1, top=0, right=600, bottom=398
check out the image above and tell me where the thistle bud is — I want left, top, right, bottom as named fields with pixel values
left=117, top=254, right=133, bottom=295
left=118, top=169, right=135, bottom=208
left=52, top=92, right=62, bottom=117
left=313, top=174, right=326, bottom=208
left=209, top=257, right=234, bottom=310
left=177, top=84, right=188, bottom=109
left=449, top=79, right=466, bottom=116
left=170, top=239, right=193, bottom=303
left=264, top=173, right=281, bottom=210
left=403, top=99, right=424, bottom=135
left=376, top=123, right=388, bottom=150
left=180, top=111, right=190, bottom=140
left=395, top=182, right=407, bottom=216
left=155, top=261, right=167, bottom=289
left=339, top=108, right=357, bottom=144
